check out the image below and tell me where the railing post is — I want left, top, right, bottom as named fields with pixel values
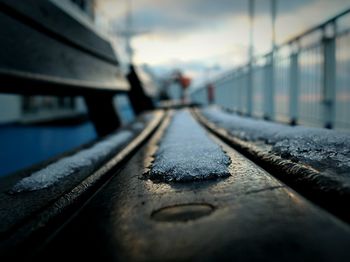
left=322, top=25, right=336, bottom=129
left=207, top=83, right=214, bottom=105
left=247, top=65, right=253, bottom=116
left=289, top=42, right=300, bottom=125
left=236, top=75, right=241, bottom=114
left=264, top=53, right=274, bottom=120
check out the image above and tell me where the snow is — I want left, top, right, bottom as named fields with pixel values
left=201, top=107, right=350, bottom=174
left=131, top=122, right=144, bottom=132
left=150, top=110, right=231, bottom=182
left=11, top=131, right=134, bottom=193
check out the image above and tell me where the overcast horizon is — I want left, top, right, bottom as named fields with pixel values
left=95, top=0, right=350, bottom=84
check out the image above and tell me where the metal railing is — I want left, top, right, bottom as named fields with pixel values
left=190, top=8, right=350, bottom=131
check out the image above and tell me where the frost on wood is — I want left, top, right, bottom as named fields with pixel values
left=11, top=131, right=133, bottom=193
left=131, top=122, right=145, bottom=132
left=150, top=110, right=231, bottom=182
left=201, top=107, right=350, bottom=174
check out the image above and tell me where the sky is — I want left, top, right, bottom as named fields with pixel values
left=95, top=0, right=350, bottom=85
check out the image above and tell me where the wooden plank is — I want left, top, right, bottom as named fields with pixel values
left=0, top=111, right=165, bottom=258
left=193, top=108, right=350, bottom=224
left=0, top=69, right=128, bottom=96
left=36, top=111, right=350, bottom=261
left=0, top=8, right=128, bottom=95
left=0, top=0, right=117, bottom=64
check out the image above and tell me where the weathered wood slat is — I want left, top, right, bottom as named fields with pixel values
left=0, top=69, right=128, bottom=96
left=0, top=3, right=128, bottom=95
left=37, top=111, right=350, bottom=261
left=0, top=111, right=165, bottom=258
left=0, top=0, right=117, bottom=64
left=193, top=108, right=350, bottom=224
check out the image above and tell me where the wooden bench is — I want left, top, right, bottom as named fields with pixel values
left=1, top=1, right=350, bottom=261
left=0, top=0, right=162, bottom=257
left=0, top=0, right=155, bottom=136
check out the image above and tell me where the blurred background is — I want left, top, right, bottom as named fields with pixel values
left=0, top=0, right=349, bottom=177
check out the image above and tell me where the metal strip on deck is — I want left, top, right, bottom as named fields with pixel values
left=37, top=110, right=350, bottom=261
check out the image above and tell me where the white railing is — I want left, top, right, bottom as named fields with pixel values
left=190, top=8, right=350, bottom=131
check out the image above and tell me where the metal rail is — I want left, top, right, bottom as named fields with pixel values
left=190, top=8, right=350, bottom=130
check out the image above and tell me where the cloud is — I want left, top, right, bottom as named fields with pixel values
left=100, top=0, right=317, bottom=34
left=95, top=0, right=350, bottom=76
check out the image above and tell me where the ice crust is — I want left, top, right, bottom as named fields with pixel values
left=12, top=131, right=134, bottom=193
left=150, top=110, right=231, bottom=182
left=202, top=107, right=350, bottom=174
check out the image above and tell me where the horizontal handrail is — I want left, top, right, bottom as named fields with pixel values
left=193, top=7, right=350, bottom=86
left=191, top=7, right=350, bottom=131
